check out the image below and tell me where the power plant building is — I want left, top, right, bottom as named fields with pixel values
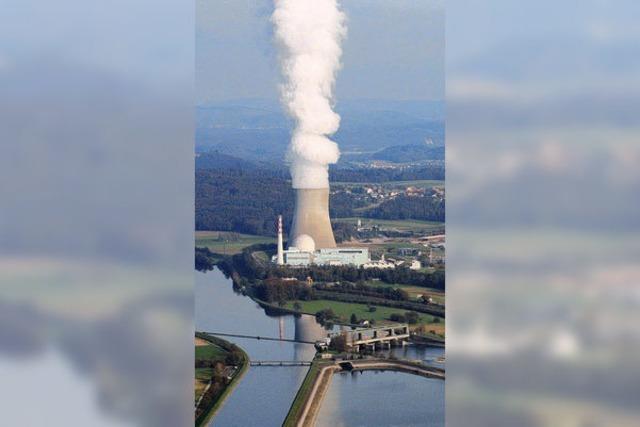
left=282, top=247, right=370, bottom=267
left=273, top=218, right=369, bottom=267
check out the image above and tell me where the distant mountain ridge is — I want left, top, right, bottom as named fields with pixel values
left=371, top=144, right=445, bottom=163
left=195, top=151, right=262, bottom=171
left=196, top=99, right=444, bottom=162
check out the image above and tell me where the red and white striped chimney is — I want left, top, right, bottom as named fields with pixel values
left=277, top=215, right=284, bottom=265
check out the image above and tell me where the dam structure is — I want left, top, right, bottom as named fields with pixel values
left=340, top=324, right=411, bottom=352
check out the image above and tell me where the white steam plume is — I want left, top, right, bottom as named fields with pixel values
left=272, top=0, right=347, bottom=189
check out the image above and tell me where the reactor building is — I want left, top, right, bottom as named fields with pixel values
left=273, top=214, right=369, bottom=267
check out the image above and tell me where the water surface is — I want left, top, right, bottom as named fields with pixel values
left=317, top=371, right=444, bottom=427
left=196, top=269, right=444, bottom=427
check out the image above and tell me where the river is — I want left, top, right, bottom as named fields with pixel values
left=195, top=269, right=444, bottom=427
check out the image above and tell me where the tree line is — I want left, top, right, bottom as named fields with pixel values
left=329, top=163, right=444, bottom=182
left=215, top=244, right=445, bottom=292
left=315, top=281, right=410, bottom=301
left=314, top=290, right=444, bottom=318
left=362, top=194, right=445, bottom=222
left=196, top=168, right=444, bottom=235
left=254, top=278, right=315, bottom=304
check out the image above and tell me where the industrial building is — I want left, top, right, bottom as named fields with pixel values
left=282, top=246, right=370, bottom=267
left=273, top=217, right=369, bottom=267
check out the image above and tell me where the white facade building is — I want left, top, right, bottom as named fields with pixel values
left=279, top=246, right=370, bottom=267
left=362, top=254, right=396, bottom=270
left=272, top=218, right=370, bottom=267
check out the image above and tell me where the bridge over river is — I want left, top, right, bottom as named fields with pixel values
left=250, top=360, right=312, bottom=367
left=200, top=331, right=316, bottom=345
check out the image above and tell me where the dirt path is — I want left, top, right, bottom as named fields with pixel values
left=296, top=365, right=339, bottom=427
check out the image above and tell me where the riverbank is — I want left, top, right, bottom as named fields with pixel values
left=254, top=296, right=445, bottom=346
left=214, top=248, right=443, bottom=326
left=196, top=269, right=444, bottom=426
left=285, top=358, right=445, bottom=427
left=284, top=299, right=442, bottom=330
left=195, top=333, right=250, bottom=427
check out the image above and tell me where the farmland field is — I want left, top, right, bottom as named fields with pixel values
left=365, top=281, right=445, bottom=305
left=195, top=343, right=227, bottom=360
left=284, top=299, right=443, bottom=333
left=333, top=218, right=443, bottom=233
left=195, top=231, right=274, bottom=255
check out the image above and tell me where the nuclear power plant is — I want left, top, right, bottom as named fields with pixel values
left=273, top=211, right=369, bottom=267
left=272, top=0, right=349, bottom=266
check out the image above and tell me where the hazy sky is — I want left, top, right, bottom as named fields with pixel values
left=196, top=0, right=444, bottom=104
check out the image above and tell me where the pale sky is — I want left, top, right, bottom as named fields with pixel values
left=196, top=0, right=445, bottom=104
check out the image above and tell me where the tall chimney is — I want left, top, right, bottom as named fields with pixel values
left=277, top=215, right=285, bottom=265
left=290, top=188, right=336, bottom=249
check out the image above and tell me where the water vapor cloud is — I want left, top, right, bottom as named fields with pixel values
left=272, top=0, right=347, bottom=188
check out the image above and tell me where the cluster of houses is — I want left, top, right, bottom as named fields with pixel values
left=362, top=254, right=422, bottom=270
left=333, top=184, right=442, bottom=207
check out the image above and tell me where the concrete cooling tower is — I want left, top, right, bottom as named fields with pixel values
left=290, top=188, right=336, bottom=249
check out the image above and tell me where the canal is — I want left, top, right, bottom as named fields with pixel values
left=196, top=269, right=444, bottom=427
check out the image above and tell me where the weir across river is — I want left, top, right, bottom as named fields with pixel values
left=342, top=324, right=411, bottom=352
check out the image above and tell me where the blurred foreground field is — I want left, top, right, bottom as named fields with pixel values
left=195, top=231, right=274, bottom=255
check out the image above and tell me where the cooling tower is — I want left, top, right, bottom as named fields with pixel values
left=290, top=188, right=336, bottom=249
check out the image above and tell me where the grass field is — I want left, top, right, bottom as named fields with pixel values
left=195, top=342, right=228, bottom=404
left=194, top=334, right=250, bottom=427
left=195, top=231, right=274, bottom=255
left=195, top=343, right=227, bottom=360
left=195, top=368, right=214, bottom=401
left=333, top=217, right=443, bottom=233
left=365, top=281, right=445, bottom=304
left=284, top=299, right=443, bottom=331
left=196, top=367, right=214, bottom=381
left=370, top=242, right=429, bottom=255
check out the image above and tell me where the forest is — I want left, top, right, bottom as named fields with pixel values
left=196, top=169, right=444, bottom=234
left=329, top=163, right=444, bottom=182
